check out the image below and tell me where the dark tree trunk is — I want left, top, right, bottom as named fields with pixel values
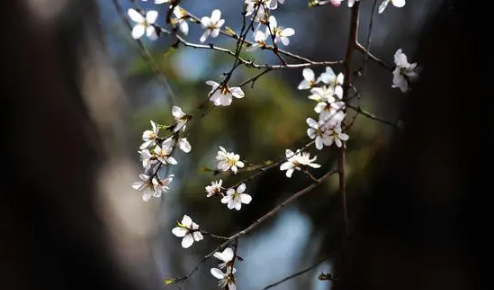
left=0, top=1, right=138, bottom=290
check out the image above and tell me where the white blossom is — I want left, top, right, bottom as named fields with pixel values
left=222, top=183, right=252, bottom=211
left=172, top=106, right=189, bottom=132
left=266, top=0, right=285, bottom=10
left=280, top=149, right=321, bottom=178
left=127, top=8, right=159, bottom=40
left=308, top=85, right=336, bottom=103
left=213, top=247, right=234, bottom=269
left=171, top=6, right=189, bottom=35
left=140, top=120, right=160, bottom=149
left=379, top=0, right=406, bottom=13
left=247, top=30, right=268, bottom=52
left=392, top=48, right=418, bottom=93
left=317, top=66, right=344, bottom=99
left=132, top=174, right=173, bottom=201
left=172, top=215, right=204, bottom=248
left=298, top=68, right=319, bottom=90
left=216, top=146, right=245, bottom=174
left=162, top=136, right=192, bottom=154
left=315, top=100, right=346, bottom=123
left=325, top=126, right=349, bottom=148
left=210, top=267, right=237, bottom=290
left=206, top=179, right=223, bottom=197
left=245, top=0, right=267, bottom=22
left=267, top=16, right=295, bottom=46
left=200, top=9, right=225, bottom=43
left=154, top=139, right=178, bottom=165
left=206, top=81, right=245, bottom=106
left=154, top=0, right=172, bottom=3
left=307, top=118, right=332, bottom=150
left=138, top=148, right=156, bottom=171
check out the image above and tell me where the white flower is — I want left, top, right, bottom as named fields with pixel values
left=140, top=120, right=160, bottom=149
left=379, top=0, right=405, bottom=13
left=307, top=118, right=332, bottom=150
left=216, top=146, right=245, bottom=174
left=132, top=174, right=173, bottom=201
left=154, top=140, right=178, bottom=165
left=172, top=105, right=189, bottom=132
left=266, top=0, right=285, bottom=10
left=127, top=8, right=159, bottom=40
left=247, top=30, right=268, bottom=52
left=155, top=0, right=171, bottom=3
left=245, top=0, right=267, bottom=22
left=308, top=86, right=336, bottom=103
left=210, top=267, right=237, bottom=290
left=152, top=175, right=174, bottom=198
left=317, top=66, right=344, bottom=99
left=162, top=136, right=191, bottom=153
left=392, top=48, right=418, bottom=93
left=315, top=100, right=346, bottom=123
left=267, top=16, right=295, bottom=46
left=325, top=126, right=349, bottom=148
left=297, top=68, right=319, bottom=90
left=347, top=0, right=360, bottom=7
left=171, top=215, right=204, bottom=248
left=213, top=247, right=234, bottom=269
left=206, top=179, right=223, bottom=197
left=200, top=9, right=225, bottom=43
left=171, top=6, right=189, bottom=35
left=280, top=149, right=321, bottom=178
left=138, top=148, right=156, bottom=171
left=222, top=183, right=252, bottom=211
left=206, top=81, right=245, bottom=106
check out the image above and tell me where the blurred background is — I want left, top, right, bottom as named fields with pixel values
left=2, top=1, right=492, bottom=290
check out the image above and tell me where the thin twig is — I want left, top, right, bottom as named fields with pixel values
left=347, top=104, right=398, bottom=128
left=260, top=256, right=329, bottom=290
left=111, top=0, right=177, bottom=105
left=356, top=42, right=393, bottom=71
left=361, top=0, right=379, bottom=77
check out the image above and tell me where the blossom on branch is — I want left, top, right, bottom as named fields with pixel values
left=280, top=149, right=321, bottom=178
left=172, top=105, right=190, bottom=132
left=171, top=6, right=189, bottom=35
left=298, top=68, right=319, bottom=90
left=216, top=146, right=245, bottom=174
left=213, top=247, right=235, bottom=269
left=127, top=8, right=159, bottom=40
left=140, top=120, right=160, bottom=149
left=211, top=266, right=237, bottom=290
left=172, top=215, right=204, bottom=248
left=267, top=16, right=295, bottom=46
left=222, top=183, right=252, bottom=211
left=379, top=0, right=406, bottom=13
left=317, top=66, right=344, bottom=99
left=154, top=139, right=178, bottom=165
left=247, top=30, right=268, bottom=52
left=392, top=48, right=418, bottom=92
left=206, top=81, right=245, bottom=106
left=132, top=174, right=173, bottom=201
left=206, top=180, right=223, bottom=197
left=200, top=9, right=225, bottom=43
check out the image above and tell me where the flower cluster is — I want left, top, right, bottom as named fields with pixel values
left=298, top=66, right=349, bottom=151
left=132, top=106, right=191, bottom=201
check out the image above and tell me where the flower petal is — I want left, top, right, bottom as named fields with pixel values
left=131, top=25, right=145, bottom=39
left=181, top=234, right=194, bottom=248
left=181, top=215, right=193, bottom=228
left=146, top=10, right=159, bottom=24
left=172, top=227, right=187, bottom=237
left=302, top=68, right=315, bottom=81
left=210, top=268, right=225, bottom=280
left=240, top=194, right=252, bottom=204
left=127, top=8, right=144, bottom=23
left=193, top=231, right=204, bottom=241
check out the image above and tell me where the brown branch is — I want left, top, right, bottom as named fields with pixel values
left=347, top=104, right=399, bottom=128
left=260, top=256, right=329, bottom=290
left=339, top=0, right=361, bottom=236
left=361, top=0, right=379, bottom=76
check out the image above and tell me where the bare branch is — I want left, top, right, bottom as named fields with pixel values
left=260, top=256, right=329, bottom=290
